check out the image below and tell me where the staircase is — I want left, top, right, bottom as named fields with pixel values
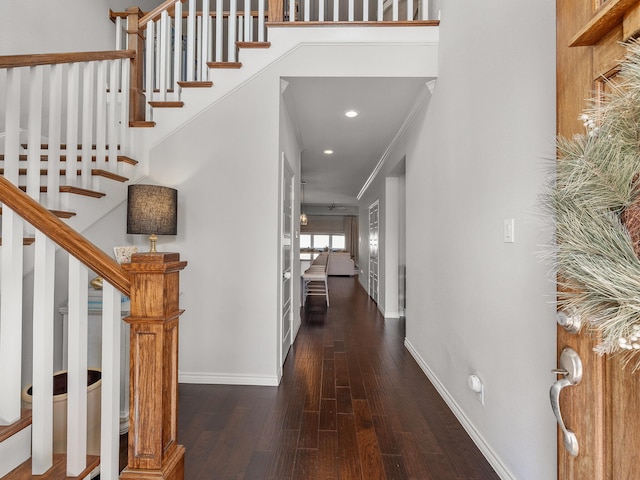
left=0, top=0, right=438, bottom=478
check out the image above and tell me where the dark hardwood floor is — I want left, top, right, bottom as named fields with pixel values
left=177, top=276, right=499, bottom=479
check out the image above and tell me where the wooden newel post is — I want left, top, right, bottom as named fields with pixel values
left=126, top=7, right=147, bottom=124
left=120, top=252, right=187, bottom=480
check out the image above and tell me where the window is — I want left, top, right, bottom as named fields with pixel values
left=300, top=234, right=346, bottom=251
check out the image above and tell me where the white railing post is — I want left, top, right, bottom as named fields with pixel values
left=145, top=22, right=155, bottom=119
left=348, top=0, right=354, bottom=21
left=107, top=60, right=120, bottom=175
left=333, top=0, right=339, bottom=21
left=201, top=0, right=211, bottom=79
left=27, top=66, right=43, bottom=202
left=66, top=257, right=89, bottom=476
left=244, top=0, right=251, bottom=41
left=31, top=231, right=55, bottom=475
left=362, top=0, right=368, bottom=21
left=319, top=0, right=325, bottom=22
left=187, top=0, right=196, bottom=80
left=159, top=11, right=170, bottom=101
left=216, top=0, right=223, bottom=61
left=392, top=0, right=398, bottom=20
left=47, top=64, right=62, bottom=210
left=229, top=0, right=237, bottom=62
left=95, top=61, right=108, bottom=173
left=100, top=282, right=122, bottom=480
left=258, top=0, right=265, bottom=41
left=119, top=59, right=131, bottom=165
left=0, top=67, right=23, bottom=427
left=66, top=63, right=80, bottom=186
left=406, top=0, right=413, bottom=20
left=80, top=62, right=95, bottom=191
left=173, top=1, right=183, bottom=92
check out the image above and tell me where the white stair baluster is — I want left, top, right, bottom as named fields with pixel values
left=66, top=257, right=89, bottom=476
left=290, top=0, right=296, bottom=22
left=319, top=0, right=325, bottom=22
left=362, top=0, right=368, bottom=21
left=229, top=0, right=237, bottom=62
left=348, top=0, right=354, bottom=21
left=216, top=0, right=223, bottom=61
left=0, top=68, right=23, bottom=427
left=145, top=21, right=155, bottom=119
left=407, top=0, right=413, bottom=20
left=47, top=63, right=62, bottom=210
left=27, top=66, right=43, bottom=202
left=66, top=62, right=80, bottom=186
left=108, top=60, right=119, bottom=174
left=159, top=11, right=169, bottom=101
left=31, top=231, right=55, bottom=475
left=392, top=0, right=398, bottom=20
left=100, top=282, right=122, bottom=480
left=202, top=0, right=211, bottom=80
left=187, top=0, right=196, bottom=80
left=95, top=61, right=108, bottom=173
left=196, top=15, right=202, bottom=81
left=244, top=0, right=251, bottom=42
left=333, top=0, right=339, bottom=21
left=119, top=59, right=131, bottom=165
left=377, top=0, right=382, bottom=21
left=80, top=62, right=95, bottom=192
left=304, top=0, right=310, bottom=21
left=422, top=0, right=429, bottom=20
left=238, top=15, right=243, bottom=43
left=173, top=0, right=183, bottom=91
left=258, top=0, right=265, bottom=42
left=115, top=16, right=124, bottom=50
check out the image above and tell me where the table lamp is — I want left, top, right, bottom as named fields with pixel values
left=127, top=184, right=178, bottom=252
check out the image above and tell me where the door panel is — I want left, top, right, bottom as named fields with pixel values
left=280, top=156, right=294, bottom=368
left=557, top=1, right=640, bottom=478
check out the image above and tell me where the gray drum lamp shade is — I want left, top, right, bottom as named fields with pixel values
left=127, top=185, right=178, bottom=252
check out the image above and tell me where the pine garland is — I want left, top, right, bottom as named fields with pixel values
left=547, top=40, right=640, bottom=369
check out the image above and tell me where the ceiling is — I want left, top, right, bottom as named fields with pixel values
left=282, top=76, right=429, bottom=210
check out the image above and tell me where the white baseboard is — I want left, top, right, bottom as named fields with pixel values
left=179, top=371, right=279, bottom=386
left=0, top=424, right=31, bottom=478
left=404, top=339, right=516, bottom=480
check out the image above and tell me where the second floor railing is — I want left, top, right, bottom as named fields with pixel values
left=111, top=0, right=437, bottom=124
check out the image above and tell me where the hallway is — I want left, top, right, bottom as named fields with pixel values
left=178, top=276, right=499, bottom=479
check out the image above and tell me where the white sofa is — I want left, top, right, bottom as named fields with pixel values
left=312, top=252, right=355, bottom=276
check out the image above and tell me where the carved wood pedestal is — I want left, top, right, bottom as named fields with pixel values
left=119, top=252, right=187, bottom=480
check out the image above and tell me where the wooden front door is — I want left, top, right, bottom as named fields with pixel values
left=556, top=1, right=640, bottom=478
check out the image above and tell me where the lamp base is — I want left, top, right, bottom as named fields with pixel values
left=149, top=233, right=158, bottom=253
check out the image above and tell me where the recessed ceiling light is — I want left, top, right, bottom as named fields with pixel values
left=324, top=149, right=334, bottom=155
left=344, top=110, right=359, bottom=118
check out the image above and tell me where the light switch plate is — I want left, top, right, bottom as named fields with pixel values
left=504, top=218, right=515, bottom=243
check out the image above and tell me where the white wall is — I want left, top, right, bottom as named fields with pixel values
left=0, top=0, right=161, bottom=55
left=358, top=2, right=558, bottom=478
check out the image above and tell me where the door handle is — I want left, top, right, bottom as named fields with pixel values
left=550, top=347, right=582, bottom=457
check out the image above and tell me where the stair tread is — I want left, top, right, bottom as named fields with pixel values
left=1, top=168, right=131, bottom=178
left=0, top=409, right=31, bottom=443
left=148, top=101, right=185, bottom=108
left=129, top=120, right=156, bottom=128
left=91, top=169, right=128, bottom=183
left=207, top=61, right=242, bottom=69
left=236, top=41, right=271, bottom=48
left=177, top=80, right=213, bottom=88
left=18, top=185, right=105, bottom=198
left=3, top=454, right=99, bottom=480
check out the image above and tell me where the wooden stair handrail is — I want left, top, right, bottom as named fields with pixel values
left=0, top=176, right=131, bottom=297
left=140, top=0, right=188, bottom=27
left=0, top=50, right=135, bottom=69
